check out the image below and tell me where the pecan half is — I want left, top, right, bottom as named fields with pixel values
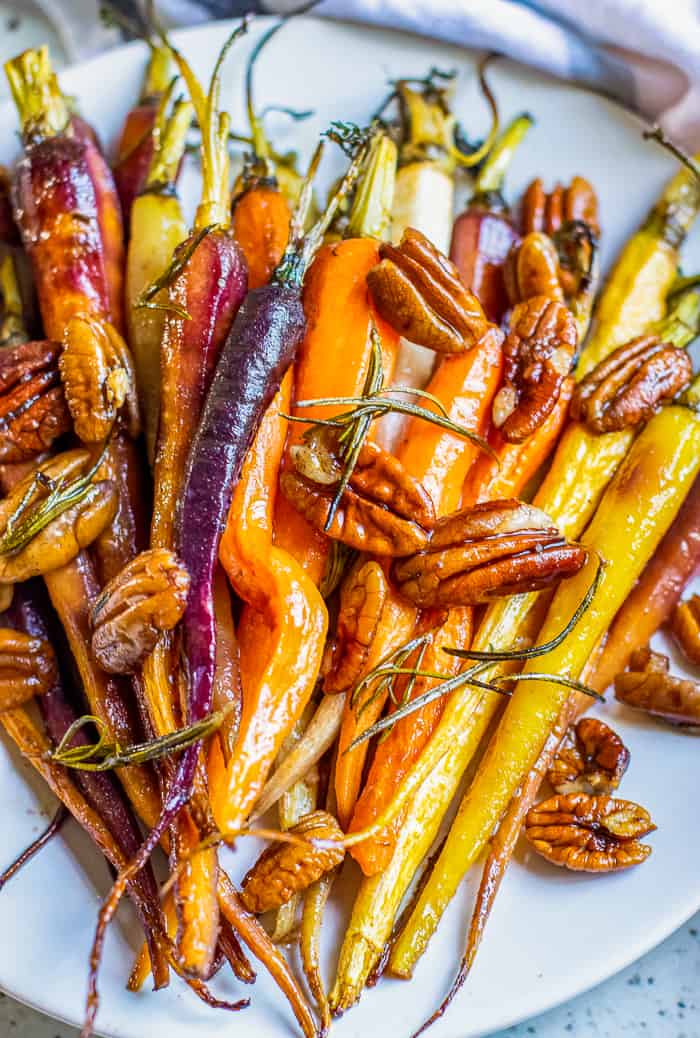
left=60, top=314, right=140, bottom=443
left=324, top=560, right=389, bottom=693
left=525, top=792, right=655, bottom=872
left=548, top=718, right=630, bottom=795
left=91, top=548, right=190, bottom=674
left=615, top=647, right=700, bottom=726
left=0, top=341, right=72, bottom=462
left=492, top=295, right=577, bottom=443
left=283, top=429, right=435, bottom=556
left=670, top=593, right=700, bottom=667
left=392, top=499, right=587, bottom=607
left=571, top=335, right=692, bottom=434
left=367, top=227, right=493, bottom=353
left=0, top=627, right=56, bottom=712
left=0, top=449, right=117, bottom=582
left=240, top=810, right=344, bottom=913
left=521, top=177, right=599, bottom=239
left=503, top=232, right=563, bottom=305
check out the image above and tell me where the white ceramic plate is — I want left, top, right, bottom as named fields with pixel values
left=1, top=16, right=699, bottom=1038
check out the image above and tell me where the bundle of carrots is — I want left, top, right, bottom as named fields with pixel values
left=1, top=16, right=699, bottom=1038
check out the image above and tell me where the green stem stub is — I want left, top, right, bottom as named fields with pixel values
left=144, top=93, right=194, bottom=193
left=472, top=111, right=534, bottom=206
left=0, top=255, right=28, bottom=348
left=142, top=44, right=173, bottom=103
left=5, top=45, right=70, bottom=143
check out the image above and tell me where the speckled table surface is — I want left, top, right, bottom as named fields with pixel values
left=0, top=5, right=699, bottom=1038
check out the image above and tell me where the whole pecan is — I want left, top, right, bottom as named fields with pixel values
left=492, top=295, right=577, bottom=443
left=0, top=627, right=56, bottom=713
left=548, top=717, right=630, bottom=795
left=525, top=792, right=655, bottom=872
left=367, top=227, right=494, bottom=353
left=283, top=429, right=435, bottom=556
left=91, top=548, right=190, bottom=674
left=324, top=559, right=389, bottom=693
left=0, top=449, right=117, bottom=582
left=570, top=334, right=692, bottom=434
left=670, top=593, right=700, bottom=667
left=392, top=499, right=587, bottom=607
left=615, top=647, right=700, bottom=726
left=240, top=810, right=345, bottom=913
left=521, top=176, right=600, bottom=239
left=503, top=232, right=564, bottom=305
left=59, top=314, right=140, bottom=443
left=0, top=340, right=72, bottom=462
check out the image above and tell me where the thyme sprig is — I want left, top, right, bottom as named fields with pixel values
left=0, top=444, right=110, bottom=557
left=284, top=328, right=495, bottom=531
left=48, top=705, right=232, bottom=772
left=134, top=223, right=216, bottom=320
left=346, top=561, right=605, bottom=752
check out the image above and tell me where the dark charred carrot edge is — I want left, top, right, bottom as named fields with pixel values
left=5, top=581, right=169, bottom=989
left=450, top=113, right=533, bottom=321
left=113, top=44, right=174, bottom=232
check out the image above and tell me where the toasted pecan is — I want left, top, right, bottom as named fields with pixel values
left=615, top=646, right=700, bottom=726
left=60, top=314, right=140, bottom=443
left=392, top=499, right=587, bottom=607
left=91, top=548, right=190, bottom=674
left=548, top=717, right=630, bottom=795
left=492, top=295, right=577, bottom=443
left=570, top=334, right=692, bottom=434
left=0, top=627, right=56, bottom=712
left=521, top=176, right=599, bottom=239
left=0, top=340, right=71, bottom=462
left=324, top=560, right=390, bottom=693
left=240, top=811, right=344, bottom=913
left=670, top=593, right=700, bottom=668
left=503, top=232, right=563, bottom=305
left=367, top=227, right=494, bottom=354
left=525, top=791, right=654, bottom=872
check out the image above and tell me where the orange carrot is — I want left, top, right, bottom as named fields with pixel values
left=335, top=584, right=418, bottom=829
left=274, top=238, right=399, bottom=586
left=233, top=185, right=291, bottom=290
left=462, top=377, right=574, bottom=507
left=212, top=371, right=328, bottom=832
left=349, top=606, right=472, bottom=874
left=396, top=327, right=504, bottom=515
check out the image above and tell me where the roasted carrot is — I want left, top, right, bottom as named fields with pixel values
left=591, top=472, right=700, bottom=692
left=215, top=370, right=328, bottom=827
left=113, top=44, right=173, bottom=232
left=6, top=47, right=125, bottom=338
left=231, top=23, right=292, bottom=290
left=396, top=326, right=504, bottom=515
left=335, top=584, right=418, bottom=829
left=274, top=133, right=398, bottom=586
left=126, top=94, right=192, bottom=464
left=462, top=377, right=574, bottom=507
left=450, top=113, right=532, bottom=321
left=349, top=607, right=472, bottom=875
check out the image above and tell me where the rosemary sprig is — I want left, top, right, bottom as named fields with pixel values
left=319, top=541, right=357, bottom=600
left=47, top=705, right=231, bottom=772
left=345, top=561, right=604, bottom=751
left=0, top=444, right=110, bottom=556
left=284, top=327, right=495, bottom=531
left=445, top=559, right=605, bottom=663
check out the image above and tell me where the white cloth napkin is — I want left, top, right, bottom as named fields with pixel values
left=26, top=0, right=700, bottom=148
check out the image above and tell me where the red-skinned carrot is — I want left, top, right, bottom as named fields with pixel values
left=6, top=47, right=124, bottom=338
left=6, top=581, right=169, bottom=989
left=591, top=472, right=700, bottom=692
left=113, top=44, right=173, bottom=231
left=450, top=113, right=533, bottom=321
